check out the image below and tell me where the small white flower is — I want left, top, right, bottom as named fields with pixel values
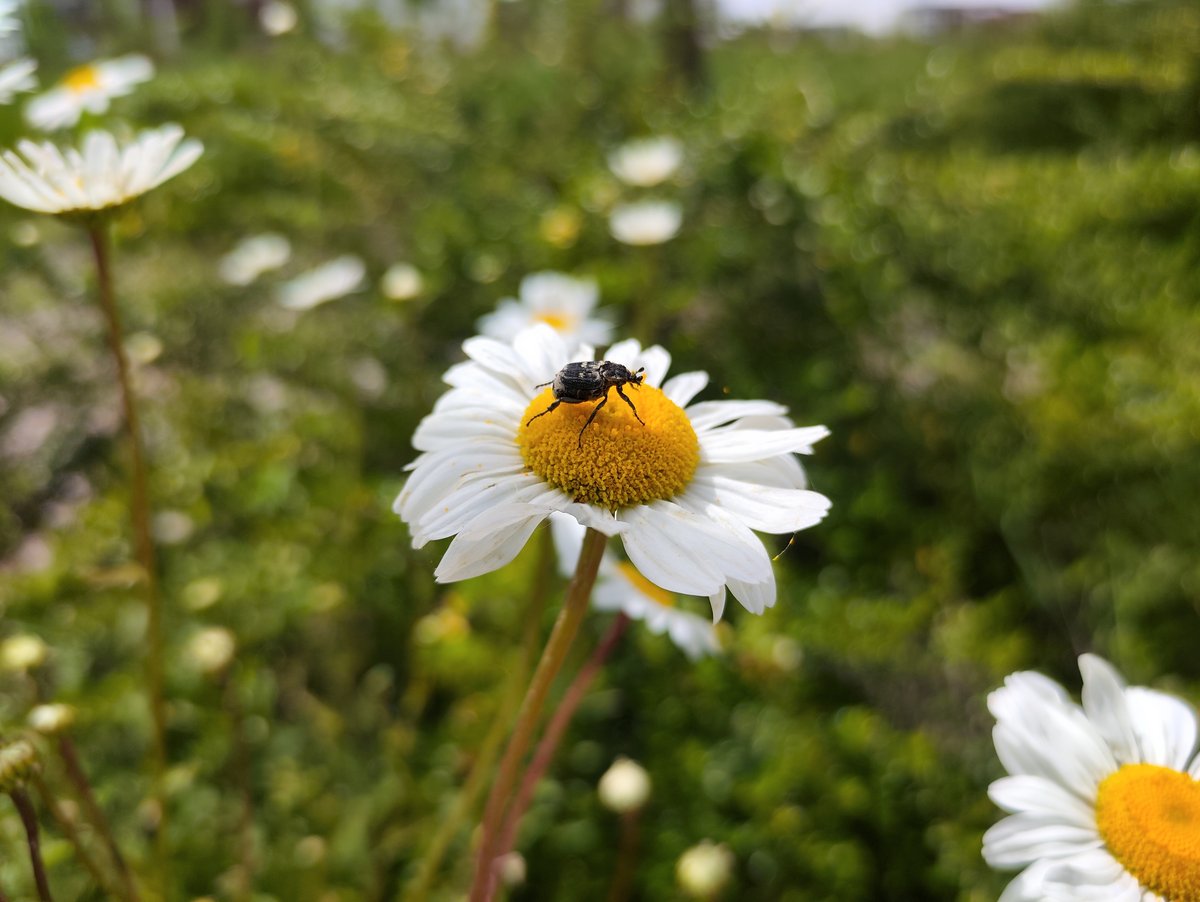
left=185, top=627, right=236, bottom=676
left=381, top=262, right=424, bottom=301
left=477, top=271, right=612, bottom=347
left=984, top=654, right=1200, bottom=902
left=25, top=55, right=153, bottom=131
left=0, top=125, right=202, bottom=215
left=0, top=634, right=47, bottom=671
left=608, top=136, right=683, bottom=187
left=276, top=256, right=365, bottom=310
left=598, top=756, right=651, bottom=813
left=676, top=840, right=735, bottom=897
left=609, top=200, right=682, bottom=246
left=27, top=703, right=76, bottom=735
left=219, top=233, right=292, bottom=286
left=396, top=326, right=830, bottom=622
left=0, top=57, right=36, bottom=104
left=259, top=0, right=299, bottom=36
left=550, top=512, right=719, bottom=659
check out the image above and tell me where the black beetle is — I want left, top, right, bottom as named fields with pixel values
left=526, top=361, right=646, bottom=446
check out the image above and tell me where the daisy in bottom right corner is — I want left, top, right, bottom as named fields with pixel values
left=984, top=653, right=1200, bottom=901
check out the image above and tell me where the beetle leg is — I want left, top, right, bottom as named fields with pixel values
left=577, top=395, right=609, bottom=447
left=526, top=400, right=561, bottom=426
left=615, top=384, right=645, bottom=426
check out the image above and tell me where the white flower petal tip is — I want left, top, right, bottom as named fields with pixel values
left=477, top=270, right=612, bottom=347
left=0, top=58, right=37, bottom=104
left=608, top=136, right=683, bottom=187
left=219, top=233, right=291, bottom=286
left=984, top=654, right=1200, bottom=902
left=609, top=201, right=682, bottom=246
left=0, top=125, right=202, bottom=215
left=276, top=256, right=365, bottom=310
left=398, top=325, right=829, bottom=614
left=25, top=55, right=154, bottom=131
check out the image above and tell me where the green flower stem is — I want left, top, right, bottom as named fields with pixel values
left=31, top=771, right=124, bottom=900
left=86, top=221, right=169, bottom=888
left=486, top=613, right=631, bottom=899
left=56, top=736, right=140, bottom=901
left=607, top=809, right=642, bottom=902
left=468, top=527, right=608, bottom=902
left=403, top=527, right=556, bottom=902
left=11, top=787, right=54, bottom=902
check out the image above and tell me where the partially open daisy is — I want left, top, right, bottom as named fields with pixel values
left=984, top=654, right=1200, bottom=902
left=0, top=125, right=202, bottom=215
left=608, top=136, right=683, bottom=188
left=395, top=325, right=830, bottom=621
left=477, top=271, right=612, bottom=346
left=549, top=512, right=719, bottom=659
left=25, top=54, right=153, bottom=131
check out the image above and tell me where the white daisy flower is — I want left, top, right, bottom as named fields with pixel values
left=381, top=262, right=424, bottom=301
left=0, top=125, right=202, bottom=215
left=608, top=136, right=683, bottom=188
left=0, top=58, right=36, bottom=104
left=0, top=0, right=20, bottom=35
left=395, top=325, right=831, bottom=621
left=219, top=233, right=291, bottom=286
left=609, top=200, right=682, bottom=246
left=984, top=654, right=1200, bottom=902
left=25, top=55, right=154, bottom=131
left=550, top=512, right=719, bottom=659
left=259, top=0, right=299, bottom=36
left=477, top=271, right=612, bottom=347
left=276, top=255, right=365, bottom=310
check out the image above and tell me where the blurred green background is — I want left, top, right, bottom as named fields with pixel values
left=1, top=0, right=1198, bottom=898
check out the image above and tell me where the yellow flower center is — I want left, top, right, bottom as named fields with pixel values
left=617, top=562, right=676, bottom=607
left=63, top=64, right=101, bottom=93
left=518, top=383, right=699, bottom=510
left=534, top=311, right=571, bottom=331
left=1095, top=763, right=1200, bottom=902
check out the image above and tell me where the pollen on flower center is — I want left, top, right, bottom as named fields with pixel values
left=1095, top=763, right=1200, bottom=902
left=63, top=65, right=101, bottom=92
left=617, top=562, right=676, bottom=607
left=518, top=383, right=699, bottom=509
left=534, top=311, right=571, bottom=331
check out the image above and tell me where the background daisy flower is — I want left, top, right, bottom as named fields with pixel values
left=550, top=512, right=719, bottom=660
left=984, top=654, right=1200, bottom=902
left=218, top=233, right=292, bottom=286
left=0, top=56, right=34, bottom=103
left=608, top=136, right=684, bottom=187
left=0, top=124, right=202, bottom=214
left=609, top=200, right=683, bottom=246
left=25, top=54, right=153, bottom=130
left=477, top=271, right=612, bottom=346
left=395, top=324, right=830, bottom=620
left=276, top=255, right=365, bottom=310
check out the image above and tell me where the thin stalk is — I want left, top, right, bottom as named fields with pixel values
left=607, top=810, right=641, bottom=902
left=223, top=669, right=256, bottom=901
left=11, top=787, right=54, bottom=902
left=490, top=613, right=630, bottom=891
left=87, top=221, right=169, bottom=886
left=403, top=528, right=556, bottom=902
left=56, top=736, right=140, bottom=901
left=30, top=772, right=122, bottom=900
left=468, top=528, right=608, bottom=902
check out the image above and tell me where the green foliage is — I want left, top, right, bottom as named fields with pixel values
left=1, top=0, right=1198, bottom=898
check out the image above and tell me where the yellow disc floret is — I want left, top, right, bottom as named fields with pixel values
left=63, top=65, right=101, bottom=93
left=518, top=383, right=699, bottom=510
left=617, top=562, right=677, bottom=607
left=1095, top=763, right=1200, bottom=902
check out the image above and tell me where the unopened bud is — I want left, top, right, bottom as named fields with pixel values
left=597, top=756, right=651, bottom=813
left=676, top=840, right=735, bottom=898
left=0, top=634, right=48, bottom=671
left=185, top=627, right=236, bottom=676
left=497, top=851, right=526, bottom=887
left=27, top=703, right=76, bottom=736
left=0, top=739, right=39, bottom=793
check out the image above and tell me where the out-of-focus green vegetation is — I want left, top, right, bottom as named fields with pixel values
left=0, top=0, right=1198, bottom=898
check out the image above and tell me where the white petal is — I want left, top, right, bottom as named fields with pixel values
left=549, top=511, right=585, bottom=577
left=987, top=775, right=1096, bottom=828
left=700, top=425, right=830, bottom=462
left=1123, top=686, right=1199, bottom=769
left=633, top=345, right=672, bottom=388
left=661, top=371, right=708, bottom=407
left=433, top=504, right=553, bottom=582
left=686, top=472, right=831, bottom=534
left=1079, top=654, right=1140, bottom=764
left=982, top=813, right=1102, bottom=869
left=686, top=399, right=789, bottom=431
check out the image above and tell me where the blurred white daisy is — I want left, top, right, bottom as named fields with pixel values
left=608, top=136, right=683, bottom=187
left=0, top=0, right=20, bottom=35
left=0, top=125, right=202, bottom=215
left=259, top=0, right=299, bottom=36
left=219, top=233, right=291, bottom=286
left=0, top=58, right=36, bottom=104
left=395, top=325, right=830, bottom=621
left=276, top=256, right=365, bottom=310
left=477, top=271, right=612, bottom=347
left=25, top=55, right=153, bottom=131
left=550, top=512, right=719, bottom=659
left=609, top=200, right=682, bottom=246
left=381, top=262, right=424, bottom=301
left=984, top=654, right=1200, bottom=902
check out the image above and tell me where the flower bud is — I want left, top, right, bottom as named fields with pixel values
left=0, top=634, right=48, bottom=671
left=27, top=703, right=76, bottom=736
left=185, top=627, right=236, bottom=676
left=0, top=739, right=39, bottom=793
left=597, top=756, right=651, bottom=813
left=676, top=840, right=734, bottom=898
